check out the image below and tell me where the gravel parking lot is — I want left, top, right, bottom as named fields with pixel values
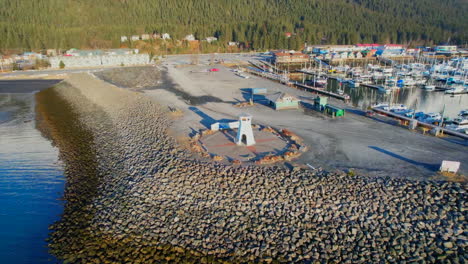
left=97, top=55, right=467, bottom=179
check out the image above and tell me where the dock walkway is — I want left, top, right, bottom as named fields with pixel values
left=294, top=82, right=350, bottom=101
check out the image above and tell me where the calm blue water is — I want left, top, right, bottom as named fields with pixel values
left=0, top=93, right=64, bottom=264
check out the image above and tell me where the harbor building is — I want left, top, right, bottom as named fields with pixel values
left=273, top=52, right=309, bottom=64
left=265, top=92, right=300, bottom=110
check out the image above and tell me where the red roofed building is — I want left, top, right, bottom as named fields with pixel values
left=285, top=32, right=292, bottom=38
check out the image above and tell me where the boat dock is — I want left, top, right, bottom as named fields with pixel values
left=372, top=107, right=468, bottom=140
left=294, top=82, right=350, bottom=102
left=361, top=83, right=382, bottom=90
left=297, top=69, right=321, bottom=76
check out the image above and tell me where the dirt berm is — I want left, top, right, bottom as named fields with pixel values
left=37, top=73, right=465, bottom=263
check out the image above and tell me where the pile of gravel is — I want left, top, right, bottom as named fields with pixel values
left=94, top=66, right=162, bottom=90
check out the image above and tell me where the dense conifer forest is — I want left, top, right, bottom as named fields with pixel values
left=0, top=0, right=466, bottom=51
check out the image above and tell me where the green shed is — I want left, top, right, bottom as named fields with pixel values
left=325, top=104, right=345, bottom=117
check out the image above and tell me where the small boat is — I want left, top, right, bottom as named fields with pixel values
left=399, top=78, right=417, bottom=86
left=408, top=111, right=425, bottom=119
left=389, top=104, right=408, bottom=112
left=347, top=80, right=361, bottom=88
left=372, top=103, right=389, bottom=110
left=445, top=86, right=465, bottom=94
left=393, top=108, right=414, bottom=116
left=315, top=78, right=328, bottom=86
left=445, top=118, right=468, bottom=133
left=235, top=72, right=250, bottom=79
left=458, top=110, right=468, bottom=118
left=417, top=112, right=442, bottom=124
left=423, top=84, right=435, bottom=91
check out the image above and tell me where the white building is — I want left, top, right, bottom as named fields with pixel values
left=131, top=35, right=140, bottom=41
left=205, top=37, right=218, bottom=43
left=120, top=36, right=128, bottom=42
left=184, top=34, right=196, bottom=41
left=228, top=41, right=239, bottom=46
left=141, top=34, right=151, bottom=40
left=161, top=33, right=171, bottom=40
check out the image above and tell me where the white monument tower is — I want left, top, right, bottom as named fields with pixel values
left=236, top=113, right=256, bottom=146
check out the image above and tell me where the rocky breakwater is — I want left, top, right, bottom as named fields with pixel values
left=42, top=73, right=466, bottom=263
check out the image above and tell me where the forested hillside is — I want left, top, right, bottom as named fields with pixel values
left=0, top=0, right=466, bottom=51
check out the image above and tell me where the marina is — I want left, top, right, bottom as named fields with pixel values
left=247, top=52, right=467, bottom=124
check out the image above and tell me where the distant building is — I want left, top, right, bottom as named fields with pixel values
left=22, top=52, right=44, bottom=59
left=376, top=44, right=406, bottom=57
left=161, top=33, right=171, bottom=40
left=273, top=51, right=309, bottom=64
left=152, top=33, right=161, bottom=39
left=205, top=37, right=218, bottom=43
left=46, top=49, right=58, bottom=57
left=265, top=92, right=300, bottom=110
left=141, top=34, right=151, bottom=40
left=131, top=35, right=140, bottom=41
left=64, top=48, right=138, bottom=57
left=228, top=41, right=239, bottom=46
left=285, top=32, right=292, bottom=38
left=306, top=45, right=367, bottom=54
left=49, top=50, right=148, bottom=69
left=435, top=45, right=457, bottom=54
left=121, top=36, right=128, bottom=42
left=184, top=34, right=196, bottom=41
left=355, top=44, right=381, bottom=49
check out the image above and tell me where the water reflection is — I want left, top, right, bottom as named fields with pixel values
left=0, top=93, right=64, bottom=264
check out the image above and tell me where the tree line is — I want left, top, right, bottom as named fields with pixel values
left=0, top=0, right=466, bottom=52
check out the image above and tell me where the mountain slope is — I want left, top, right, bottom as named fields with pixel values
left=0, top=0, right=466, bottom=50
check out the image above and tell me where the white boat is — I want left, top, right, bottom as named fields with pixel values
left=445, top=86, right=465, bottom=94
left=415, top=79, right=427, bottom=85
left=393, top=108, right=414, bottom=116
left=347, top=79, right=361, bottom=88
left=445, top=118, right=468, bottom=133
left=389, top=104, right=408, bottom=112
left=315, top=78, right=328, bottom=86
left=372, top=103, right=389, bottom=110
left=423, top=84, right=435, bottom=91
left=235, top=72, right=250, bottom=79
left=401, top=78, right=417, bottom=86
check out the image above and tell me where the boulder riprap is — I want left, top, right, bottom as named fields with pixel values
left=36, top=73, right=466, bottom=263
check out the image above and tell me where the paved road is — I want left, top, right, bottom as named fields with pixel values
left=0, top=53, right=262, bottom=78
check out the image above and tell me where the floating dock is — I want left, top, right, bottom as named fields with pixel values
left=361, top=83, right=383, bottom=90
left=372, top=107, right=468, bottom=140
left=294, top=82, right=350, bottom=102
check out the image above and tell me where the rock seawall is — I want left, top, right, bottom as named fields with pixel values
left=39, top=73, right=466, bottom=263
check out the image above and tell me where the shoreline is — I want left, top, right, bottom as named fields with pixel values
left=34, top=73, right=466, bottom=262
